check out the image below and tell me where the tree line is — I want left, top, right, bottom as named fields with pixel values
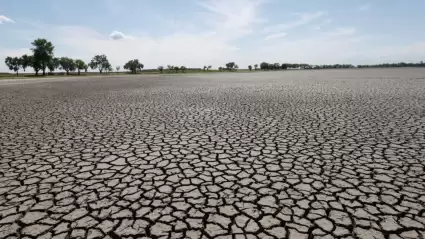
left=245, top=61, right=425, bottom=71
left=4, top=39, right=116, bottom=76
left=357, top=62, right=425, bottom=68
left=249, top=62, right=354, bottom=70
left=4, top=38, right=425, bottom=76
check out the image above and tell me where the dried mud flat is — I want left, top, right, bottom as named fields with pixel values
left=1, top=68, right=425, bottom=239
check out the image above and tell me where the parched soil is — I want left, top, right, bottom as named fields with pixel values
left=1, top=68, right=425, bottom=239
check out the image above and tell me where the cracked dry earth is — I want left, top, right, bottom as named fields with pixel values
left=1, top=69, right=425, bottom=239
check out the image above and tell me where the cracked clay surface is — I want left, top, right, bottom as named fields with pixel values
left=1, top=69, right=425, bottom=239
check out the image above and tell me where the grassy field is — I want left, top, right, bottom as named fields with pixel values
left=0, top=69, right=254, bottom=79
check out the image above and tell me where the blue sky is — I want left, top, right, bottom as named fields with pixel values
left=1, top=0, right=425, bottom=71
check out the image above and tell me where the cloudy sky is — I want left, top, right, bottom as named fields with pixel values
left=1, top=0, right=425, bottom=71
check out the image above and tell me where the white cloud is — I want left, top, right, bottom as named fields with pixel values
left=263, top=11, right=325, bottom=33
left=255, top=29, right=362, bottom=64
left=0, top=0, right=265, bottom=72
left=44, top=0, right=264, bottom=69
left=0, top=15, right=15, bottom=24
left=1, top=0, right=424, bottom=73
left=110, top=31, right=131, bottom=40
left=1, top=23, right=240, bottom=71
left=264, top=32, right=286, bottom=40
left=359, top=3, right=372, bottom=11
left=197, top=0, right=265, bottom=40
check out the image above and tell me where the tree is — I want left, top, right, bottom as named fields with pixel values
left=260, top=62, right=269, bottom=70
left=116, top=66, right=120, bottom=72
left=180, top=66, right=187, bottom=73
left=84, top=65, right=89, bottom=73
left=5, top=56, right=21, bottom=76
left=248, top=65, right=252, bottom=71
left=273, top=63, right=280, bottom=70
left=208, top=65, right=212, bottom=71
left=28, top=55, right=42, bottom=76
left=104, top=62, right=112, bottom=74
left=167, top=65, right=173, bottom=73
left=218, top=67, right=223, bottom=71
left=234, top=64, right=239, bottom=70
left=20, top=54, right=31, bottom=72
left=89, top=54, right=110, bottom=73
left=203, top=65, right=207, bottom=71
left=59, top=57, right=76, bottom=75
left=254, top=64, right=258, bottom=70
left=158, top=66, right=164, bottom=73
left=174, top=66, right=179, bottom=73
left=281, top=63, right=288, bottom=70
left=75, top=59, right=87, bottom=75
left=123, top=59, right=143, bottom=74
left=225, top=62, right=236, bottom=71
left=31, top=38, right=55, bottom=76
left=47, top=57, right=60, bottom=73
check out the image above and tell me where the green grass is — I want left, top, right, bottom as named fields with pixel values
left=0, top=69, right=256, bottom=80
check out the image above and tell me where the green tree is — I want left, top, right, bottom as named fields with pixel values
left=174, top=66, right=179, bottom=73
left=225, top=62, right=236, bottom=71
left=203, top=65, right=207, bottom=71
left=20, top=54, right=31, bottom=72
left=116, top=66, right=120, bottom=72
left=158, top=66, right=164, bottom=73
left=47, top=57, right=60, bottom=73
left=104, top=62, right=112, bottom=74
left=31, top=38, right=55, bottom=76
left=59, top=57, right=76, bottom=75
left=254, top=64, right=258, bottom=70
left=123, top=59, right=143, bottom=74
left=89, top=54, right=110, bottom=73
left=75, top=59, right=87, bottom=75
left=5, top=56, right=21, bottom=76
left=248, top=65, right=252, bottom=71
left=218, top=67, right=223, bottom=71
left=260, top=62, right=269, bottom=70
left=28, top=55, right=42, bottom=76
left=180, top=66, right=187, bottom=73
left=167, top=65, right=173, bottom=73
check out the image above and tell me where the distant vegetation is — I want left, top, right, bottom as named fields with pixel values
left=357, top=62, right=425, bottom=68
left=3, top=38, right=425, bottom=77
left=124, top=59, right=143, bottom=74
